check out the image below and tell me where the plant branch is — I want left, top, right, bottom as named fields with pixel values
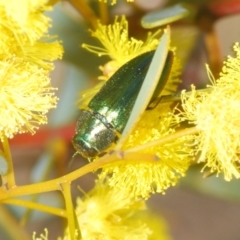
left=99, top=1, right=109, bottom=24
left=126, top=126, right=199, bottom=152
left=0, top=151, right=157, bottom=201
left=0, top=127, right=198, bottom=201
left=61, top=182, right=80, bottom=239
left=68, top=0, right=98, bottom=29
left=2, top=198, right=67, bottom=217
left=2, top=136, right=16, bottom=188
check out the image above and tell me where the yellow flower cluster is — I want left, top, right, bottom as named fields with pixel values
left=181, top=43, right=240, bottom=181
left=0, top=58, right=57, bottom=139
left=0, top=0, right=62, bottom=69
left=62, top=183, right=171, bottom=240
left=32, top=184, right=171, bottom=240
left=0, top=0, right=63, bottom=140
left=82, top=16, right=161, bottom=78
left=100, top=105, right=192, bottom=198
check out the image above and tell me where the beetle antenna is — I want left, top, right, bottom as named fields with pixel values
left=68, top=151, right=78, bottom=168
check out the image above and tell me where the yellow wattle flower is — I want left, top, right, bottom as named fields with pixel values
left=62, top=183, right=171, bottom=240
left=0, top=57, right=58, bottom=140
left=14, top=40, right=63, bottom=70
left=99, top=104, right=192, bottom=199
left=0, top=0, right=63, bottom=140
left=82, top=15, right=161, bottom=79
left=181, top=42, right=240, bottom=181
left=0, top=0, right=51, bottom=52
left=0, top=0, right=63, bottom=69
left=32, top=184, right=171, bottom=240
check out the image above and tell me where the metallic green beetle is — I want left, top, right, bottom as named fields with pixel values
left=72, top=49, right=173, bottom=158
left=72, top=7, right=189, bottom=159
